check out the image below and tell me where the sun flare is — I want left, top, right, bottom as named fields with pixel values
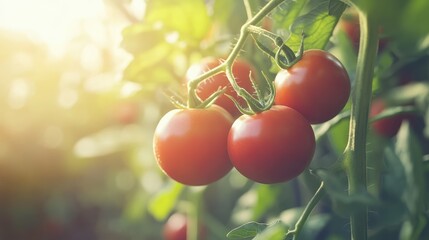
left=0, top=0, right=105, bottom=54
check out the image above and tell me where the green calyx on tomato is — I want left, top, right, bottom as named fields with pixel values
left=226, top=71, right=275, bottom=115
left=274, top=49, right=351, bottom=124
left=228, top=105, right=315, bottom=184
left=153, top=105, right=234, bottom=186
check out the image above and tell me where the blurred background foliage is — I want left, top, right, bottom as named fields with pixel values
left=0, top=0, right=428, bottom=239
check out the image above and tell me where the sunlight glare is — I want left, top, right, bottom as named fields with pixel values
left=0, top=0, right=105, bottom=55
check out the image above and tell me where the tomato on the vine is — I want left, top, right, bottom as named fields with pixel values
left=274, top=49, right=351, bottom=124
left=153, top=105, right=233, bottom=186
left=228, top=105, right=315, bottom=184
left=186, top=58, right=256, bottom=118
left=369, top=98, right=403, bottom=138
left=163, top=213, right=207, bottom=240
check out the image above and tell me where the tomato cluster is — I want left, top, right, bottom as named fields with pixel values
left=154, top=51, right=350, bottom=185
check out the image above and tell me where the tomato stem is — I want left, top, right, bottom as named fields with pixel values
left=243, top=0, right=253, bottom=19
left=343, top=9, right=379, bottom=240
left=187, top=187, right=205, bottom=240
left=186, top=0, right=285, bottom=110
left=285, top=181, right=325, bottom=240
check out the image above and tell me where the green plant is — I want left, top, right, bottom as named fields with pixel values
left=119, top=0, right=429, bottom=239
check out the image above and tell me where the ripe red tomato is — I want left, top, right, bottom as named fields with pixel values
left=163, top=213, right=207, bottom=240
left=186, top=58, right=256, bottom=118
left=274, top=49, right=351, bottom=124
left=153, top=105, right=233, bottom=186
left=369, top=98, right=403, bottom=138
left=228, top=105, right=315, bottom=184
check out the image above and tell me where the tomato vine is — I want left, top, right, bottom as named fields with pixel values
left=139, top=0, right=429, bottom=239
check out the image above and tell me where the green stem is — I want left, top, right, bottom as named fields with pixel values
left=225, top=0, right=284, bottom=97
left=187, top=0, right=285, bottom=107
left=285, top=181, right=325, bottom=240
left=187, top=187, right=205, bottom=240
left=343, top=11, right=379, bottom=240
left=243, top=0, right=253, bottom=19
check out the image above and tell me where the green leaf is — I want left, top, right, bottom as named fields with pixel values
left=286, top=0, right=347, bottom=51
left=148, top=182, right=184, bottom=221
left=395, top=122, right=427, bottom=240
left=123, top=43, right=173, bottom=82
left=253, top=221, right=286, bottom=240
left=395, top=122, right=426, bottom=216
left=145, top=0, right=211, bottom=43
left=227, top=222, right=270, bottom=239
left=252, top=184, right=282, bottom=220
left=227, top=221, right=286, bottom=240
left=271, top=0, right=307, bottom=33
left=364, top=142, right=408, bottom=234
left=121, top=23, right=166, bottom=56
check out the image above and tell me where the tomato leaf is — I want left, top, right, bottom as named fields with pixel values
left=226, top=221, right=286, bottom=240
left=145, top=0, right=211, bottom=43
left=271, top=0, right=306, bottom=34
left=286, top=0, right=347, bottom=51
left=147, top=182, right=184, bottom=221
left=252, top=184, right=282, bottom=220
left=121, top=23, right=166, bottom=56
left=361, top=141, right=407, bottom=234
left=252, top=221, right=286, bottom=240
left=123, top=44, right=172, bottom=81
left=395, top=122, right=427, bottom=239
left=227, top=222, right=269, bottom=239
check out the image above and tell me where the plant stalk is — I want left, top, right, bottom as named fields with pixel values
left=187, top=187, right=204, bottom=240
left=187, top=0, right=285, bottom=108
left=289, top=181, right=325, bottom=240
left=343, top=10, right=379, bottom=240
